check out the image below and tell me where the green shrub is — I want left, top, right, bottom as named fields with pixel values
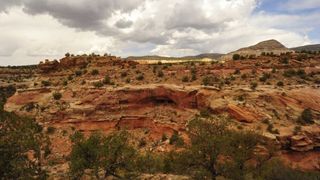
left=169, top=131, right=184, bottom=147
left=52, top=92, right=62, bottom=100
left=182, top=76, right=189, bottom=82
left=103, top=75, right=111, bottom=84
left=68, top=75, right=73, bottom=81
left=91, top=69, right=99, bottom=76
left=199, top=108, right=211, bottom=117
left=41, top=80, right=51, bottom=87
left=280, top=56, right=289, bottom=64
left=157, top=70, right=164, bottom=78
left=191, top=73, right=197, bottom=81
left=296, top=69, right=306, bottom=79
left=75, top=70, right=82, bottom=76
left=136, top=74, right=144, bottom=81
left=202, top=76, right=219, bottom=86
left=298, top=108, right=313, bottom=124
left=276, top=81, right=284, bottom=86
left=233, top=54, right=240, bottom=60
left=259, top=73, right=271, bottom=82
left=63, top=80, right=68, bottom=86
left=121, top=71, right=128, bottom=78
left=93, top=81, right=103, bottom=88
left=47, top=126, right=56, bottom=134
left=161, top=134, right=168, bottom=142
left=241, top=74, right=247, bottom=79
left=250, top=82, right=258, bottom=90
left=283, top=69, right=296, bottom=77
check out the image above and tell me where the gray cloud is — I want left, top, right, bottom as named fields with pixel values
left=115, top=19, right=133, bottom=29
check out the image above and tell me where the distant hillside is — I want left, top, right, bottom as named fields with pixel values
left=291, top=44, right=320, bottom=52
left=238, top=39, right=287, bottom=51
left=221, top=39, right=293, bottom=60
left=126, top=53, right=224, bottom=61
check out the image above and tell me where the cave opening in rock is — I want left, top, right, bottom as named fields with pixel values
left=139, top=96, right=177, bottom=106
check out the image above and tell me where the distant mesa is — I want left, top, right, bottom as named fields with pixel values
left=38, top=54, right=137, bottom=73
left=291, top=44, right=320, bottom=52
left=221, top=39, right=294, bottom=60
left=126, top=53, right=224, bottom=61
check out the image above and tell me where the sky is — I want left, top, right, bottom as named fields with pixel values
left=0, top=0, right=319, bottom=65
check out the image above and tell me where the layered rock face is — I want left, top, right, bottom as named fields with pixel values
left=5, top=85, right=208, bottom=140
left=5, top=84, right=320, bottom=152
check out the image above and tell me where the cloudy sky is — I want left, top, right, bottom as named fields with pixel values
left=0, top=0, right=319, bottom=65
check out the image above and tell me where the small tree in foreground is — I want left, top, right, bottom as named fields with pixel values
left=69, top=131, right=137, bottom=179
left=0, top=110, right=47, bottom=179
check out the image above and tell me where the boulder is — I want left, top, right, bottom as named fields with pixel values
left=290, top=134, right=314, bottom=152
left=38, top=59, right=59, bottom=72
left=226, top=104, right=260, bottom=123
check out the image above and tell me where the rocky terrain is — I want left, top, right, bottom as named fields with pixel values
left=1, top=40, right=320, bottom=178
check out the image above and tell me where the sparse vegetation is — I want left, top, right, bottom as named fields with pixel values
left=277, top=81, right=284, bottom=86
left=298, top=108, right=313, bottom=124
left=52, top=92, right=62, bottom=100
left=103, top=75, right=111, bottom=84
left=121, top=71, right=128, bottom=78
left=75, top=70, right=82, bottom=76
left=169, top=131, right=184, bottom=147
left=91, top=69, right=99, bottom=76
left=233, top=54, right=241, bottom=60
left=93, top=81, right=104, bottom=88
left=259, top=73, right=271, bottom=82
left=47, top=126, right=56, bottom=134
left=157, top=70, right=164, bottom=78
left=182, top=76, right=189, bottom=82
left=41, top=80, right=51, bottom=87
left=250, top=82, right=258, bottom=90
left=136, top=74, right=144, bottom=81
left=202, top=75, right=219, bottom=86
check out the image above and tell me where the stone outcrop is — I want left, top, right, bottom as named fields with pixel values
left=38, top=55, right=138, bottom=73
left=290, top=134, right=314, bottom=152
left=225, top=104, right=261, bottom=123
left=276, top=127, right=320, bottom=152
left=38, top=59, right=59, bottom=72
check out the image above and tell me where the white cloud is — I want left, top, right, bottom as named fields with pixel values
left=0, top=0, right=318, bottom=65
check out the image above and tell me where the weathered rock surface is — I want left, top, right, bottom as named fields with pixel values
left=38, top=55, right=138, bottom=73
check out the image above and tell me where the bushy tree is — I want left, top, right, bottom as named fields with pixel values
left=0, top=109, right=47, bottom=179
left=233, top=54, right=241, bottom=60
left=69, top=131, right=137, bottom=179
left=52, top=92, right=62, bottom=100
left=298, top=108, right=313, bottom=124
left=91, top=69, right=99, bottom=76
left=179, top=116, right=261, bottom=179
